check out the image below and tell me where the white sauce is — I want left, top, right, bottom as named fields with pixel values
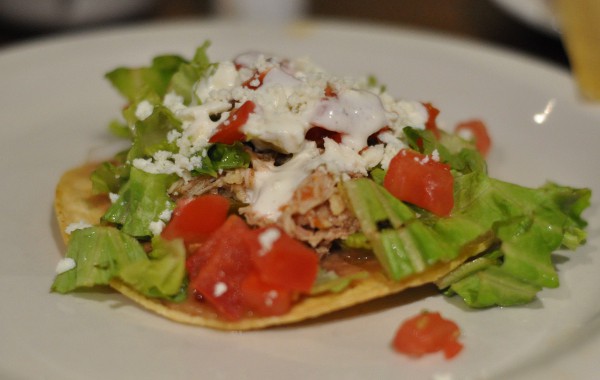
left=310, top=89, right=387, bottom=151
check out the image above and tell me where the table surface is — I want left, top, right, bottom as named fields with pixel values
left=0, top=0, right=570, bottom=69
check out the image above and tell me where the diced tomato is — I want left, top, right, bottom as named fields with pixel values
left=240, top=272, right=293, bottom=316
left=186, top=217, right=319, bottom=320
left=242, top=70, right=269, bottom=90
left=305, top=126, right=343, bottom=147
left=161, top=194, right=230, bottom=246
left=422, top=102, right=441, bottom=139
left=383, top=149, right=454, bottom=217
left=187, top=215, right=255, bottom=320
left=392, top=311, right=463, bottom=359
left=324, top=83, right=337, bottom=98
left=209, top=100, right=256, bottom=144
left=455, top=119, right=491, bottom=157
left=247, top=227, right=319, bottom=293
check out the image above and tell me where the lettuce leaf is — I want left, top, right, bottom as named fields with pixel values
left=102, top=167, right=177, bottom=238
left=105, top=54, right=187, bottom=102
left=118, top=236, right=187, bottom=300
left=52, top=226, right=147, bottom=293
left=52, top=227, right=187, bottom=300
left=126, top=105, right=182, bottom=162
left=169, top=41, right=214, bottom=105
left=436, top=172, right=591, bottom=307
left=192, top=142, right=251, bottom=177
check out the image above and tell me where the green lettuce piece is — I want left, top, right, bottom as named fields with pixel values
left=310, top=269, right=369, bottom=295
left=118, top=236, right=187, bottom=300
left=402, top=126, right=487, bottom=175
left=102, top=167, right=177, bottom=238
left=52, top=228, right=187, bottom=301
left=192, top=142, right=251, bottom=177
left=444, top=265, right=541, bottom=307
left=108, top=119, right=132, bottom=139
left=105, top=54, right=187, bottom=102
left=169, top=41, right=214, bottom=105
left=90, top=157, right=130, bottom=195
left=437, top=172, right=591, bottom=307
left=51, top=226, right=147, bottom=293
left=127, top=106, right=182, bottom=162
left=343, top=178, right=492, bottom=281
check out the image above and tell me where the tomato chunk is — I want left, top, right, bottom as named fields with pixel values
left=186, top=218, right=319, bottom=320
left=247, top=227, right=319, bottom=293
left=422, top=102, right=441, bottom=139
left=187, top=215, right=254, bottom=320
left=392, top=311, right=463, bottom=359
left=209, top=100, right=255, bottom=144
left=383, top=149, right=454, bottom=217
left=240, top=272, right=293, bottom=317
left=161, top=194, right=230, bottom=245
left=242, top=70, right=269, bottom=90
left=455, top=119, right=491, bottom=157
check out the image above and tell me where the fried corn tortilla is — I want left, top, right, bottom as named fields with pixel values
left=55, top=162, right=485, bottom=330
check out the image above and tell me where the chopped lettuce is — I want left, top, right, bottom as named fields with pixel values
left=126, top=105, right=182, bottom=162
left=52, top=227, right=186, bottom=300
left=102, top=167, right=177, bottom=238
left=52, top=227, right=148, bottom=293
left=169, top=41, right=213, bottom=105
left=311, top=269, right=369, bottom=295
left=192, top=142, right=251, bottom=177
left=344, top=150, right=590, bottom=308
left=435, top=173, right=591, bottom=307
left=119, top=236, right=187, bottom=300
left=343, top=178, right=492, bottom=281
left=106, top=54, right=187, bottom=103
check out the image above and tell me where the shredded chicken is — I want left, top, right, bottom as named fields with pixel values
left=170, top=150, right=360, bottom=255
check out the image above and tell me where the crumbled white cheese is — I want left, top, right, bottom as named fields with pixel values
left=55, top=257, right=76, bottom=274
left=149, top=220, right=165, bottom=236
left=163, top=92, right=186, bottom=114
left=195, top=61, right=239, bottom=103
left=431, top=149, right=440, bottom=162
left=135, top=100, right=154, bottom=121
left=258, top=228, right=281, bottom=256
left=65, top=221, right=92, bottom=235
left=108, top=192, right=119, bottom=203
left=213, top=282, right=228, bottom=297
left=264, top=290, right=279, bottom=307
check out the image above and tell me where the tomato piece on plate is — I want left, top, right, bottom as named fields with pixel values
left=240, top=272, right=293, bottom=317
left=383, top=149, right=454, bottom=217
left=209, top=100, right=256, bottom=144
left=246, top=227, right=319, bottom=293
left=422, top=102, right=441, bottom=139
left=392, top=311, right=463, bottom=359
left=161, top=194, right=230, bottom=245
left=455, top=119, right=492, bottom=157
left=187, top=215, right=255, bottom=320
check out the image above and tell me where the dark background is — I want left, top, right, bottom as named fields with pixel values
left=0, top=0, right=570, bottom=68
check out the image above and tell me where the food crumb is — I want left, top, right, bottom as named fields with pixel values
left=55, top=258, right=76, bottom=274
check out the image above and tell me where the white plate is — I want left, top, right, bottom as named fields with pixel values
left=1, top=19, right=599, bottom=380
left=491, top=0, right=560, bottom=35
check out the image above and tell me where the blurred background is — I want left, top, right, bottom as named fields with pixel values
left=0, top=0, right=569, bottom=68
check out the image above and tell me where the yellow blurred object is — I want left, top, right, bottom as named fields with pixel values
left=557, top=0, right=600, bottom=101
